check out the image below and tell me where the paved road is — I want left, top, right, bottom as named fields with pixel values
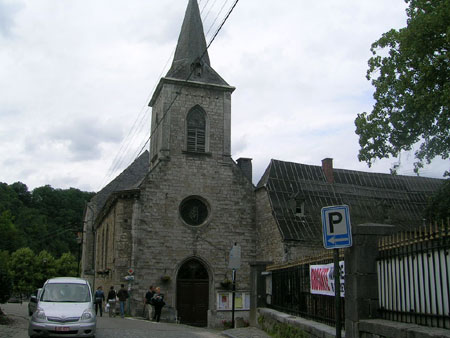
left=1, top=302, right=222, bottom=338
left=0, top=302, right=269, bottom=338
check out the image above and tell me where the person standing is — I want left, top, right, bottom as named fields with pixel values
left=117, top=284, right=129, bottom=318
left=94, top=286, right=105, bottom=316
left=151, top=287, right=165, bottom=322
left=144, top=286, right=155, bottom=320
left=107, top=286, right=117, bottom=317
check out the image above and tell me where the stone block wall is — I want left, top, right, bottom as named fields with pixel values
left=132, top=154, right=256, bottom=321
left=257, top=308, right=339, bottom=338
left=150, top=80, right=233, bottom=168
left=359, top=319, right=450, bottom=338
left=255, top=188, right=284, bottom=264
left=345, top=223, right=396, bottom=338
left=94, top=196, right=135, bottom=292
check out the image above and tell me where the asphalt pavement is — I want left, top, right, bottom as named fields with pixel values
left=0, top=302, right=270, bottom=338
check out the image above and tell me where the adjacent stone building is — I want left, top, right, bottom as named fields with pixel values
left=81, top=0, right=443, bottom=327
left=255, top=158, right=443, bottom=265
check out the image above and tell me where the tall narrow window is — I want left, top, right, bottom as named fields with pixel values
left=187, top=107, right=206, bottom=153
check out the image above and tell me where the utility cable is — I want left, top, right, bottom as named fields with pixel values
left=32, top=227, right=80, bottom=245
left=202, top=0, right=220, bottom=22
left=205, top=0, right=231, bottom=38
left=134, top=0, right=240, bottom=160
left=200, top=0, right=211, bottom=14
left=97, top=48, right=177, bottom=191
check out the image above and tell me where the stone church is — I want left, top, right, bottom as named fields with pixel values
left=81, top=0, right=443, bottom=328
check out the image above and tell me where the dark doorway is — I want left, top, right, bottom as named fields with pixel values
left=176, top=259, right=209, bottom=327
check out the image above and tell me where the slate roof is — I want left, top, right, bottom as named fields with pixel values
left=89, top=151, right=149, bottom=222
left=257, top=159, right=444, bottom=244
left=165, top=0, right=229, bottom=86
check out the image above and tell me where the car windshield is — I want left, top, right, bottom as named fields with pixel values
left=41, top=283, right=91, bottom=303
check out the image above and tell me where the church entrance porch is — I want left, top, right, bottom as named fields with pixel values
left=176, top=258, right=209, bottom=327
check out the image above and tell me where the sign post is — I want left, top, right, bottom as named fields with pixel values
left=229, top=243, right=241, bottom=329
left=321, top=205, right=352, bottom=338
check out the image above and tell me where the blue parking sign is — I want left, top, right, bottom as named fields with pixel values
left=321, top=205, right=352, bottom=249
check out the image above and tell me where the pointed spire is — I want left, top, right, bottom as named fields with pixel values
left=166, top=0, right=229, bottom=86
left=172, top=0, right=210, bottom=67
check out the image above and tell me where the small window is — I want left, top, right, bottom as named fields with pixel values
left=186, top=107, right=206, bottom=153
left=295, top=200, right=305, bottom=217
left=289, top=197, right=305, bottom=217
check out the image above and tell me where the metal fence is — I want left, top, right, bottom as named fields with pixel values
left=377, top=220, right=450, bottom=329
left=267, top=251, right=345, bottom=326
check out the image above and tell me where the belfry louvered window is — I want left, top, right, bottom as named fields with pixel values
left=187, top=106, right=206, bottom=152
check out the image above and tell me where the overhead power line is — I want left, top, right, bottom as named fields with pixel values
left=98, top=0, right=240, bottom=191
left=134, top=0, right=240, bottom=160
left=206, top=0, right=231, bottom=38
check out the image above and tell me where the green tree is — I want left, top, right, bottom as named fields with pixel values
left=0, top=211, right=24, bottom=252
left=55, top=252, right=78, bottom=277
left=35, top=251, right=57, bottom=288
left=9, top=247, right=38, bottom=296
left=10, top=182, right=31, bottom=206
left=0, top=251, right=13, bottom=304
left=355, top=0, right=449, bottom=174
left=0, top=181, right=94, bottom=261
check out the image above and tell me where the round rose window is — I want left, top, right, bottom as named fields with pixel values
left=179, top=196, right=209, bottom=226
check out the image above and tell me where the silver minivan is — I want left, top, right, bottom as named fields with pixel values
left=28, top=277, right=96, bottom=338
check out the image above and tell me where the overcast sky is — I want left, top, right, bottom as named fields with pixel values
left=0, top=0, right=447, bottom=192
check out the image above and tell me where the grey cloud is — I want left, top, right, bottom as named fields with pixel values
left=0, top=0, right=22, bottom=37
left=48, top=119, right=125, bottom=161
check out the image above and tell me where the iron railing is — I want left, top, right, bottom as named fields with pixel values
left=267, top=251, right=345, bottom=326
left=377, top=220, right=450, bottom=329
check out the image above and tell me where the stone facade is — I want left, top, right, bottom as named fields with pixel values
left=255, top=188, right=284, bottom=264
left=132, top=133, right=256, bottom=324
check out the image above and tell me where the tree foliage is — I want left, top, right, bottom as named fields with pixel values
left=355, top=0, right=449, bottom=174
left=0, top=181, right=92, bottom=304
left=9, top=247, right=38, bottom=296
left=55, top=252, right=78, bottom=277
left=0, top=251, right=12, bottom=304
left=3, top=247, right=78, bottom=298
left=0, top=182, right=94, bottom=257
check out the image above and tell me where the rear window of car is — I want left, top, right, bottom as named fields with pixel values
left=41, top=283, right=91, bottom=303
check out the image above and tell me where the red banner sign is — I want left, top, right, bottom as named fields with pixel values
left=310, top=261, right=344, bottom=297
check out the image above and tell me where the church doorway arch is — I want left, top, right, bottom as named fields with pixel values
left=176, top=258, right=209, bottom=327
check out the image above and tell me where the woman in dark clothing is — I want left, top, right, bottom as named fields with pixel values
left=107, top=286, right=117, bottom=317
left=151, top=287, right=165, bottom=322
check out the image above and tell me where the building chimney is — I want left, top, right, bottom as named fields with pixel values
left=237, top=158, right=252, bottom=183
left=322, top=158, right=334, bottom=184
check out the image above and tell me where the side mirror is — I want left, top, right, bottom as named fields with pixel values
left=30, top=295, right=37, bottom=303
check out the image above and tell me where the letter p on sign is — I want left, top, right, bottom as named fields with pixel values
left=321, top=205, right=352, bottom=249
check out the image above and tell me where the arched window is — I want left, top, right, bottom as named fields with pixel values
left=186, top=106, right=206, bottom=153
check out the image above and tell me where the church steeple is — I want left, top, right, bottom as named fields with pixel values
left=172, top=0, right=210, bottom=68
left=165, top=0, right=228, bottom=86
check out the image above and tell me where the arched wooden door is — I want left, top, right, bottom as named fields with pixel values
left=176, top=259, right=209, bottom=327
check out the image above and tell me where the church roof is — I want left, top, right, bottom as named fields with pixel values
left=257, top=159, right=444, bottom=244
left=89, top=151, right=149, bottom=222
left=165, top=0, right=229, bottom=86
